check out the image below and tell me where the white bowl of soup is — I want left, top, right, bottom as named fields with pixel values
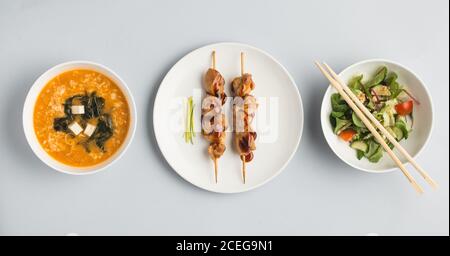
left=23, top=61, right=137, bottom=175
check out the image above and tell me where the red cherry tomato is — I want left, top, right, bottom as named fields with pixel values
left=395, top=100, right=414, bottom=116
left=339, top=129, right=357, bottom=142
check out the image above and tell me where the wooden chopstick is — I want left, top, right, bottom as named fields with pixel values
left=322, top=63, right=438, bottom=189
left=315, top=62, right=424, bottom=194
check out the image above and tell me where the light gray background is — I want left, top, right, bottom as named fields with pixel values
left=0, top=0, right=448, bottom=236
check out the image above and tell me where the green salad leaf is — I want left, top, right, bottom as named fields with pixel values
left=395, top=119, right=409, bottom=139
left=368, top=145, right=384, bottom=163
left=348, top=75, right=364, bottom=93
left=366, top=66, right=388, bottom=88
left=356, top=150, right=365, bottom=160
left=384, top=72, right=398, bottom=86
left=352, top=111, right=365, bottom=128
left=328, top=66, right=416, bottom=163
left=334, top=118, right=351, bottom=134
left=331, top=111, right=345, bottom=118
left=331, top=93, right=350, bottom=112
left=389, top=81, right=403, bottom=99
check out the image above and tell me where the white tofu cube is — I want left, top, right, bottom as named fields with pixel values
left=83, top=123, right=96, bottom=137
left=68, top=122, right=83, bottom=135
left=71, top=105, right=85, bottom=114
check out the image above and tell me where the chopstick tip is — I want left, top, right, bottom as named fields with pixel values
left=314, top=61, right=323, bottom=70
left=428, top=179, right=439, bottom=190
left=413, top=183, right=425, bottom=194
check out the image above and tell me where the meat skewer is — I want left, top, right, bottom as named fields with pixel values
left=201, top=51, right=227, bottom=183
left=232, top=52, right=258, bottom=184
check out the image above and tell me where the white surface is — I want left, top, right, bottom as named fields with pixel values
left=22, top=61, right=137, bottom=175
left=154, top=43, right=303, bottom=193
left=321, top=59, right=433, bottom=173
left=0, top=0, right=448, bottom=235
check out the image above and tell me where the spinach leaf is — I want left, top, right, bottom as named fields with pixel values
left=366, top=66, right=387, bottom=88
left=334, top=118, right=351, bottom=134
left=331, top=111, right=345, bottom=118
left=352, top=111, right=365, bottom=128
left=331, top=93, right=349, bottom=112
left=384, top=72, right=398, bottom=86
left=365, top=140, right=380, bottom=158
left=368, top=146, right=383, bottom=163
left=356, top=150, right=365, bottom=160
left=348, top=75, right=364, bottom=92
left=344, top=108, right=353, bottom=120
left=389, top=81, right=403, bottom=99
left=329, top=114, right=337, bottom=128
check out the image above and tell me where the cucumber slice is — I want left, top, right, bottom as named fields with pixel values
left=385, top=127, right=396, bottom=138
left=392, top=126, right=404, bottom=141
left=404, top=114, right=413, bottom=131
left=395, top=120, right=409, bottom=139
left=382, top=110, right=395, bottom=127
left=380, top=105, right=395, bottom=127
left=351, top=141, right=368, bottom=153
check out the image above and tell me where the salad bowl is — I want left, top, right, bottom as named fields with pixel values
left=320, top=59, right=433, bottom=173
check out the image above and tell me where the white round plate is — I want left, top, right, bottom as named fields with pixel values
left=153, top=42, right=303, bottom=193
left=321, top=59, right=433, bottom=173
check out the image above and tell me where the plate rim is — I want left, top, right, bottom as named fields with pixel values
left=320, top=58, right=434, bottom=173
left=153, top=42, right=304, bottom=193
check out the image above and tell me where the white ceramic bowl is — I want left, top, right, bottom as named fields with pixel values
left=23, top=61, right=137, bottom=175
left=321, top=59, right=433, bottom=173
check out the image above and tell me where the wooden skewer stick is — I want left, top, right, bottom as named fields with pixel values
left=212, top=51, right=216, bottom=69
left=242, top=157, right=246, bottom=184
left=322, top=63, right=438, bottom=189
left=240, top=52, right=246, bottom=184
left=315, top=61, right=423, bottom=194
left=214, top=157, right=218, bottom=184
left=212, top=50, right=218, bottom=184
left=240, top=52, right=244, bottom=76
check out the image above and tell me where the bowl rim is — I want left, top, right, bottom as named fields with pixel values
left=22, top=60, right=137, bottom=175
left=152, top=42, right=304, bottom=193
left=320, top=58, right=434, bottom=173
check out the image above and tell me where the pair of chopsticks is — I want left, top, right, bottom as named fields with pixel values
left=315, top=62, right=438, bottom=194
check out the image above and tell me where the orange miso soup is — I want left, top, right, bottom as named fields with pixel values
left=33, top=69, right=130, bottom=167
